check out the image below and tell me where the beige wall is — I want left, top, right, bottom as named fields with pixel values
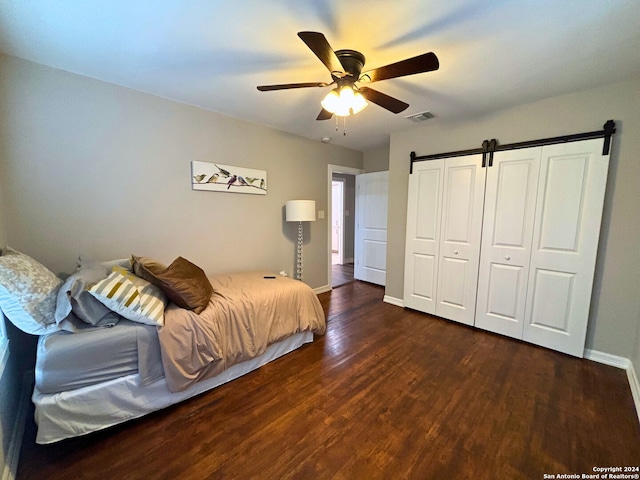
left=363, top=146, right=390, bottom=173
left=0, top=54, right=361, bottom=469
left=0, top=55, right=363, bottom=289
left=387, top=77, right=640, bottom=365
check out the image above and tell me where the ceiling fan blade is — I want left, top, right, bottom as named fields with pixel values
left=297, top=31, right=345, bottom=76
left=316, top=108, right=333, bottom=121
left=360, top=52, right=439, bottom=83
left=358, top=87, right=409, bottom=114
left=257, top=82, right=328, bottom=91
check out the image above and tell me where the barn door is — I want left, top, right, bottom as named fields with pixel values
left=404, top=160, right=444, bottom=313
left=475, top=147, right=541, bottom=339
left=523, top=139, right=610, bottom=357
left=435, top=155, right=486, bottom=325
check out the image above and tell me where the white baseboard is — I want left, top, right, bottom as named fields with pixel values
left=2, top=370, right=32, bottom=480
left=383, top=295, right=404, bottom=308
left=584, top=348, right=630, bottom=369
left=584, top=349, right=640, bottom=425
left=626, top=360, right=640, bottom=425
left=313, top=284, right=332, bottom=295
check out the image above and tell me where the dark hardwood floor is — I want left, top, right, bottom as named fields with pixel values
left=18, top=281, right=640, bottom=479
left=331, top=262, right=354, bottom=288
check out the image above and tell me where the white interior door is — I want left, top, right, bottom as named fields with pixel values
left=523, top=139, right=610, bottom=357
left=475, top=147, right=541, bottom=338
left=404, top=160, right=444, bottom=313
left=355, top=171, right=388, bottom=286
left=435, top=155, right=486, bottom=325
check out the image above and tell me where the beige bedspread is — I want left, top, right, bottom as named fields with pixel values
left=158, top=271, right=326, bottom=392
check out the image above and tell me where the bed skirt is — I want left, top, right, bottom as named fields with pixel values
left=32, top=331, right=313, bottom=444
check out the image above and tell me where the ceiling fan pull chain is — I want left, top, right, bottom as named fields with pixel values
left=343, top=116, right=347, bottom=136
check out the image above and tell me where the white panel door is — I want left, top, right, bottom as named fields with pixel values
left=403, top=160, right=444, bottom=313
left=475, top=147, right=541, bottom=338
left=355, top=171, right=389, bottom=286
left=435, top=155, right=486, bottom=325
left=523, top=139, right=610, bottom=357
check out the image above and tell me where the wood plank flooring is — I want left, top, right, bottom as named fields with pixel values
left=331, top=262, right=354, bottom=288
left=18, top=281, right=640, bottom=479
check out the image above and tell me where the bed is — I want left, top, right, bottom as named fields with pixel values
left=0, top=247, right=326, bottom=444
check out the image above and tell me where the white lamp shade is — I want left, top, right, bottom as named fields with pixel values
left=286, top=200, right=316, bottom=222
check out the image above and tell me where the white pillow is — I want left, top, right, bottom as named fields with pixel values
left=0, top=246, right=61, bottom=335
left=89, top=267, right=167, bottom=326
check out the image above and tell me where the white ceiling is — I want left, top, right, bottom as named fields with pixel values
left=1, top=1, right=639, bottom=152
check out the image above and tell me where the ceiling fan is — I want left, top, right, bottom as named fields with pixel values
left=257, top=31, right=439, bottom=120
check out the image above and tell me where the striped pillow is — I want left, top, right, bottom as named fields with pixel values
left=88, top=267, right=167, bottom=326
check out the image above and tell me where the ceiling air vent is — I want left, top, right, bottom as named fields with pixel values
left=405, top=111, right=435, bottom=123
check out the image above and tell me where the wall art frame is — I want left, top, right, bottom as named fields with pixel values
left=191, top=161, right=267, bottom=195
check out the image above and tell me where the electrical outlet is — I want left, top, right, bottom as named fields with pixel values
left=318, top=210, right=325, bottom=219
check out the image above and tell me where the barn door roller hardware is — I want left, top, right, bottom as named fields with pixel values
left=410, top=120, right=616, bottom=173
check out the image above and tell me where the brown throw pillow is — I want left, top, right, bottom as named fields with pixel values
left=132, top=255, right=213, bottom=314
left=131, top=255, right=167, bottom=282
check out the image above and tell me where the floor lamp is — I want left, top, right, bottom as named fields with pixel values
left=285, top=200, right=316, bottom=281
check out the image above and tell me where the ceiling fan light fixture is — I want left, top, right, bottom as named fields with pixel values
left=350, top=90, right=368, bottom=115
left=321, top=85, right=368, bottom=117
left=321, top=89, right=340, bottom=113
left=335, top=86, right=353, bottom=116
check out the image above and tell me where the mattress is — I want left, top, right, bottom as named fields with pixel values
left=160, top=270, right=327, bottom=392
left=33, top=331, right=313, bottom=444
left=32, top=270, right=325, bottom=443
left=35, top=319, right=163, bottom=394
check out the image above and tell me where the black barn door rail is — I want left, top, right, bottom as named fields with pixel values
left=409, top=120, right=616, bottom=173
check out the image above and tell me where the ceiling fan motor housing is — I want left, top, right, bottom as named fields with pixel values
left=334, top=49, right=366, bottom=81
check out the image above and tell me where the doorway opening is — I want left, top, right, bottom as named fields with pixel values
left=327, top=164, right=363, bottom=289
left=331, top=174, right=353, bottom=288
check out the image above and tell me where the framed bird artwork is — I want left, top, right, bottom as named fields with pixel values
left=191, top=161, right=267, bottom=195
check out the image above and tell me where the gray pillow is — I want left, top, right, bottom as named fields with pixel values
left=55, top=256, right=121, bottom=329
